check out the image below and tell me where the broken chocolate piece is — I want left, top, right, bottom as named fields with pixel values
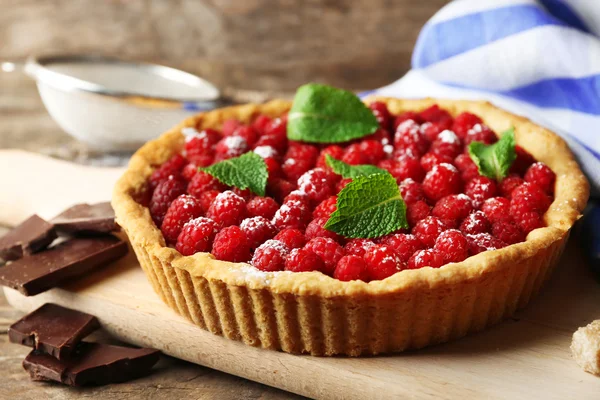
left=23, top=342, right=160, bottom=386
left=0, top=236, right=127, bottom=296
left=9, top=304, right=99, bottom=359
left=52, top=202, right=117, bottom=234
left=0, top=215, right=56, bottom=262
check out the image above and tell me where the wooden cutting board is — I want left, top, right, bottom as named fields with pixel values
left=2, top=150, right=600, bottom=399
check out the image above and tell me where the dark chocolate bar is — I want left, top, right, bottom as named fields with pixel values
left=52, top=202, right=117, bottom=234
left=0, top=215, right=56, bottom=262
left=23, top=342, right=160, bottom=386
left=9, top=304, right=99, bottom=359
left=0, top=236, right=127, bottom=296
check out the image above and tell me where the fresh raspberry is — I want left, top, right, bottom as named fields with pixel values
left=466, top=233, right=507, bottom=254
left=344, top=239, right=376, bottom=258
left=231, top=188, right=252, bottom=201
left=246, top=196, right=279, bottom=220
left=518, top=211, right=544, bottom=234
left=510, top=145, right=535, bottom=175
left=215, top=136, right=249, bottom=160
left=211, top=226, right=251, bottom=262
left=365, top=128, right=392, bottom=147
left=161, top=194, right=203, bottom=243
left=252, top=240, right=289, bottom=272
left=336, top=178, right=352, bottom=192
left=399, top=179, right=424, bottom=204
left=412, top=216, right=447, bottom=247
left=232, top=125, right=259, bottom=147
left=359, top=140, right=385, bottom=164
left=285, top=248, right=326, bottom=273
left=149, top=154, right=186, bottom=189
left=422, top=163, right=462, bottom=202
left=420, top=122, right=444, bottom=142
left=272, top=199, right=312, bottom=230
left=465, top=176, right=497, bottom=208
left=182, top=163, right=199, bottom=181
left=305, top=217, right=341, bottom=242
left=297, top=168, right=337, bottom=205
left=364, top=244, right=404, bottom=281
left=253, top=145, right=280, bottom=161
left=184, top=128, right=220, bottom=164
left=432, top=194, right=474, bottom=223
left=175, top=217, right=217, bottom=256
left=434, top=229, right=469, bottom=263
left=464, top=124, right=497, bottom=145
left=524, top=162, right=556, bottom=194
left=481, top=197, right=511, bottom=223
left=394, top=120, right=429, bottom=156
left=492, top=221, right=525, bottom=245
left=283, top=190, right=310, bottom=205
left=263, top=156, right=282, bottom=178
left=187, top=171, right=225, bottom=198
left=418, top=105, right=453, bottom=129
left=266, top=178, right=296, bottom=203
left=393, top=112, right=422, bottom=130
left=342, top=143, right=371, bottom=165
left=221, top=119, right=242, bottom=136
left=150, top=175, right=187, bottom=226
left=274, top=228, right=306, bottom=249
left=286, top=142, right=319, bottom=162
left=317, top=145, right=345, bottom=168
left=206, top=190, right=247, bottom=228
left=509, top=182, right=551, bottom=219
left=313, top=196, right=337, bottom=219
left=255, top=134, right=288, bottom=154
left=459, top=211, right=490, bottom=235
left=198, top=190, right=220, bottom=214
left=240, top=216, right=277, bottom=249
left=407, top=200, right=431, bottom=226
left=264, top=116, right=288, bottom=139
left=407, top=249, right=444, bottom=269
left=369, top=101, right=392, bottom=130
left=420, top=152, right=453, bottom=172
left=379, top=233, right=423, bottom=263
left=334, top=255, right=369, bottom=282
left=431, top=130, right=462, bottom=158
left=454, top=153, right=480, bottom=182
left=452, top=112, right=483, bottom=139
left=379, top=156, right=425, bottom=183
left=305, top=237, right=345, bottom=275
left=282, top=158, right=313, bottom=182
left=251, top=114, right=272, bottom=135
left=499, top=175, right=525, bottom=199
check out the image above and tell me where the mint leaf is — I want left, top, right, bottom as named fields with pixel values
left=324, top=173, right=408, bottom=239
left=200, top=152, right=268, bottom=196
left=325, top=154, right=386, bottom=179
left=287, top=83, right=379, bottom=143
left=468, top=128, right=516, bottom=182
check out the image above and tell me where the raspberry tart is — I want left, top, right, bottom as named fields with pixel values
left=113, top=85, right=588, bottom=356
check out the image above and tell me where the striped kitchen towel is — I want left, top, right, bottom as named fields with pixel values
left=370, top=0, right=600, bottom=195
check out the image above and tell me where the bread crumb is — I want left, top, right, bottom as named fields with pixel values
left=571, top=320, right=600, bottom=376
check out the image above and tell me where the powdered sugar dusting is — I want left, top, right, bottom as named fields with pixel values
left=224, top=136, right=247, bottom=152
left=438, top=130, right=459, bottom=144
left=253, top=146, right=278, bottom=159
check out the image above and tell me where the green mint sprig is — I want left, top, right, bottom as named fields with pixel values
left=286, top=83, right=378, bottom=143
left=324, top=173, right=408, bottom=239
left=325, top=154, right=387, bottom=179
left=200, top=152, right=268, bottom=196
left=468, top=127, right=516, bottom=181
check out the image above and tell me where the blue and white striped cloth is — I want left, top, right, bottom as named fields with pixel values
left=370, top=0, right=600, bottom=196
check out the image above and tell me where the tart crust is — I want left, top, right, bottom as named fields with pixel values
left=112, top=98, right=589, bottom=356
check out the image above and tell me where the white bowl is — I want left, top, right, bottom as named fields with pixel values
left=25, top=55, right=221, bottom=152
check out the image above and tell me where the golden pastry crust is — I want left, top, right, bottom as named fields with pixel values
left=112, top=98, right=589, bottom=355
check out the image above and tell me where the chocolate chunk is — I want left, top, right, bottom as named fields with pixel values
left=0, top=215, right=56, bottom=262
left=23, top=342, right=160, bottom=386
left=0, top=236, right=127, bottom=296
left=52, top=202, right=117, bottom=234
left=9, top=304, right=99, bottom=359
